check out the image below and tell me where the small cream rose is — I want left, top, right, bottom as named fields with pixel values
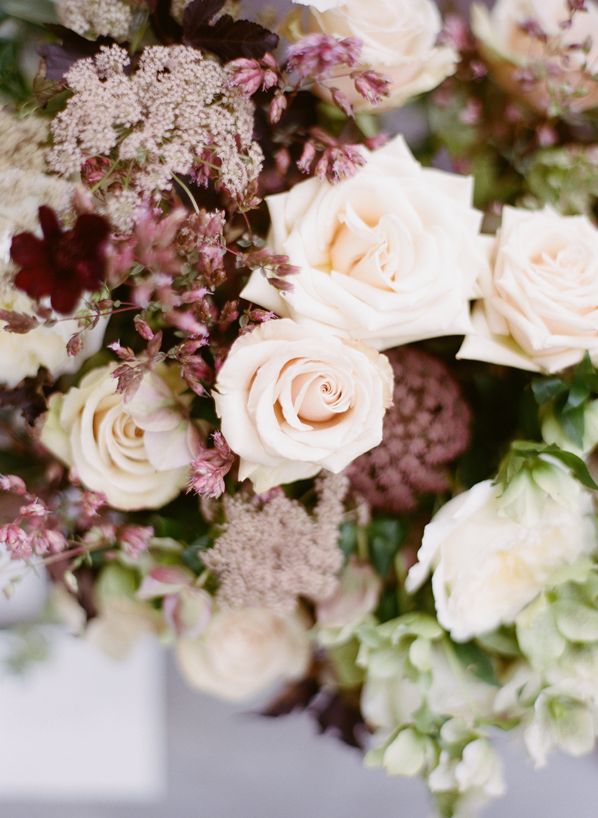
left=213, top=318, right=393, bottom=492
left=458, top=206, right=598, bottom=374
left=242, top=136, right=490, bottom=351
left=176, top=607, right=311, bottom=701
left=406, top=475, right=596, bottom=643
left=0, top=167, right=106, bottom=388
left=40, top=365, right=199, bottom=511
left=293, top=0, right=457, bottom=111
left=316, top=557, right=381, bottom=640
left=472, top=0, right=598, bottom=113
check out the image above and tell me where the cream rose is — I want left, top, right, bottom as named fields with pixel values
left=242, top=136, right=490, bottom=351
left=176, top=607, right=311, bottom=701
left=0, top=168, right=106, bottom=388
left=406, top=475, right=596, bottom=642
left=293, top=0, right=457, bottom=111
left=472, top=0, right=598, bottom=113
left=213, top=318, right=393, bottom=492
left=40, top=365, right=199, bottom=510
left=458, top=206, right=598, bottom=374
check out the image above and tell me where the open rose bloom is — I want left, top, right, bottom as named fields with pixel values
left=472, top=0, right=598, bottom=112
left=214, top=318, right=393, bottom=492
left=459, top=206, right=598, bottom=373
left=293, top=0, right=458, bottom=110
left=243, top=136, right=490, bottom=350
left=2, top=2, right=598, bottom=816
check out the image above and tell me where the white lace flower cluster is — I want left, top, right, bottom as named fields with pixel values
left=56, top=0, right=137, bottom=41
left=48, top=45, right=264, bottom=229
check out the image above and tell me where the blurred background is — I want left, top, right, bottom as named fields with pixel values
left=2, top=639, right=598, bottom=818
left=1, top=1, right=597, bottom=816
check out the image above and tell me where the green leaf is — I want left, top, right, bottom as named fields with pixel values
left=367, top=517, right=406, bottom=577
left=376, top=585, right=400, bottom=623
left=559, top=403, right=586, bottom=449
left=452, top=640, right=499, bottom=687
left=508, top=441, right=598, bottom=491
left=181, top=534, right=212, bottom=575
left=0, top=39, right=29, bottom=103
left=0, top=0, right=58, bottom=23
left=532, top=376, right=567, bottom=405
left=338, top=520, right=358, bottom=558
left=566, top=380, right=591, bottom=410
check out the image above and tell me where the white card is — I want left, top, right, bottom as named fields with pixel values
left=0, top=633, right=166, bottom=801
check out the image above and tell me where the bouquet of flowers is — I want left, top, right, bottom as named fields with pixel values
left=0, top=0, right=597, bottom=814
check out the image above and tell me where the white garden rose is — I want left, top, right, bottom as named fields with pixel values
left=40, top=364, right=200, bottom=511
left=176, top=607, right=311, bottom=701
left=0, top=168, right=106, bottom=388
left=406, top=475, right=596, bottom=642
left=293, top=0, right=457, bottom=111
left=242, top=137, right=490, bottom=351
left=458, top=206, right=598, bottom=374
left=213, top=318, right=393, bottom=492
left=472, top=0, right=598, bottom=113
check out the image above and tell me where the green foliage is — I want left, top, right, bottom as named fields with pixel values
left=496, top=440, right=598, bottom=493
left=452, top=640, right=499, bottom=688
left=181, top=533, right=213, bottom=575
left=338, top=520, right=358, bottom=558
left=525, top=147, right=598, bottom=216
left=367, top=516, right=406, bottom=577
left=0, top=0, right=58, bottom=24
left=532, top=354, right=598, bottom=450
left=0, top=37, right=29, bottom=103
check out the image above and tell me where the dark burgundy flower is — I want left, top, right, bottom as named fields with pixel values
left=10, top=206, right=111, bottom=315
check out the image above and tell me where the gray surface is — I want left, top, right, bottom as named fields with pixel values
left=1, top=656, right=597, bottom=818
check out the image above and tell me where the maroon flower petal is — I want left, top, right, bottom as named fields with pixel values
left=50, top=275, right=82, bottom=315
left=38, top=206, right=63, bottom=243
left=10, top=233, right=47, bottom=269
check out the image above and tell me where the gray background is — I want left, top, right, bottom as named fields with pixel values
left=2, top=656, right=598, bottom=818
left=3, top=0, right=598, bottom=816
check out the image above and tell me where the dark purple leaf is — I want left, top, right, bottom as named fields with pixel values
left=149, top=0, right=183, bottom=44
left=39, top=27, right=114, bottom=81
left=260, top=678, right=320, bottom=717
left=183, top=0, right=226, bottom=32
left=309, top=691, right=369, bottom=750
left=0, top=370, right=52, bottom=426
left=183, top=15, right=279, bottom=61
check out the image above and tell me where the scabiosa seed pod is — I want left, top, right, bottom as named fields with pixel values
left=347, top=347, right=471, bottom=513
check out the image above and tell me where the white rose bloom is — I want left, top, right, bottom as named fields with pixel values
left=406, top=476, right=596, bottom=642
left=0, top=168, right=106, bottom=388
left=458, top=206, right=598, bottom=374
left=176, top=607, right=311, bottom=701
left=293, top=0, right=457, bottom=111
left=242, top=137, right=490, bottom=351
left=316, top=557, right=381, bottom=643
left=40, top=365, right=199, bottom=511
left=472, top=0, right=598, bottom=112
left=213, top=318, right=393, bottom=492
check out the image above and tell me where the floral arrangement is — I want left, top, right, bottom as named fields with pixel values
left=0, top=0, right=597, bottom=814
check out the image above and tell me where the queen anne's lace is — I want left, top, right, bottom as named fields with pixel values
left=48, top=45, right=263, bottom=228
left=56, top=0, right=135, bottom=40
